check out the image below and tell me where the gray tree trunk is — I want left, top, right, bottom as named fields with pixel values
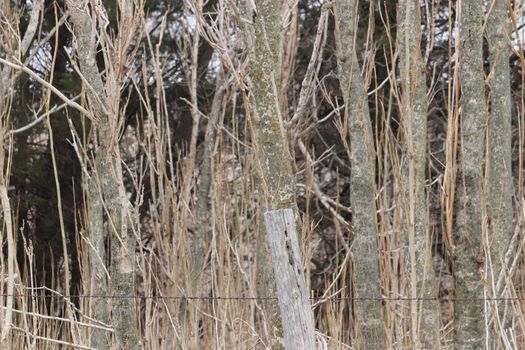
left=87, top=168, right=109, bottom=349
left=250, top=0, right=299, bottom=347
left=486, top=0, right=513, bottom=345
left=264, top=209, right=315, bottom=350
left=65, top=2, right=139, bottom=349
left=397, top=1, right=441, bottom=348
left=454, top=0, right=486, bottom=348
left=0, top=127, right=15, bottom=349
left=194, top=74, right=227, bottom=284
left=486, top=0, right=513, bottom=284
left=333, top=1, right=385, bottom=348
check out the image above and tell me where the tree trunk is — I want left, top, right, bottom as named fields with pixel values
left=486, top=0, right=513, bottom=344
left=454, top=0, right=486, bottom=348
left=249, top=0, right=299, bottom=347
left=486, top=0, right=513, bottom=284
left=87, top=165, right=109, bottom=349
left=0, top=73, right=14, bottom=350
left=397, top=1, right=441, bottom=348
left=65, top=1, right=139, bottom=348
left=0, top=138, right=15, bottom=349
left=333, top=1, right=385, bottom=348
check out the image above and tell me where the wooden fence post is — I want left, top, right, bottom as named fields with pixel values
left=263, top=209, right=316, bottom=350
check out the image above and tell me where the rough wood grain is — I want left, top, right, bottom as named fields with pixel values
left=264, top=209, right=315, bottom=350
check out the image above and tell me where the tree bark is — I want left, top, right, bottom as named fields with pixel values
left=249, top=0, right=299, bottom=347
left=87, top=165, right=109, bottom=349
left=0, top=64, right=14, bottom=350
left=0, top=143, right=15, bottom=349
left=397, top=1, right=441, bottom=348
left=333, top=1, right=385, bottom=348
left=454, top=0, right=486, bottom=348
left=65, top=1, right=139, bottom=348
left=486, top=0, right=513, bottom=283
left=486, top=0, right=513, bottom=344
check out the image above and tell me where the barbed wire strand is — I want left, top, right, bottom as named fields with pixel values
left=0, top=294, right=523, bottom=301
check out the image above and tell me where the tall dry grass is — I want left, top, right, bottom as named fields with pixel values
left=1, top=1, right=525, bottom=349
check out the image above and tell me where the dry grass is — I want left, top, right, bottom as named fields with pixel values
left=1, top=1, right=525, bottom=349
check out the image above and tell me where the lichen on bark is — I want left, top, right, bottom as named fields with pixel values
left=454, top=0, right=486, bottom=348
left=397, top=0, right=441, bottom=347
left=333, top=0, right=385, bottom=348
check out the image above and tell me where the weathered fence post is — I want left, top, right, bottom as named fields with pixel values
left=263, top=209, right=316, bottom=350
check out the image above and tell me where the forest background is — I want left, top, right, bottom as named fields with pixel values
left=1, top=0, right=525, bottom=349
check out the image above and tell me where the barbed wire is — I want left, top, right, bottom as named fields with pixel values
left=0, top=294, right=523, bottom=302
